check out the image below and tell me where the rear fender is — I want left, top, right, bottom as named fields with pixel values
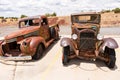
left=20, top=37, right=46, bottom=56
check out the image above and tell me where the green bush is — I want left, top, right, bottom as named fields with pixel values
left=45, top=12, right=57, bottom=17
left=20, top=15, right=27, bottom=18
left=112, top=8, right=120, bottom=13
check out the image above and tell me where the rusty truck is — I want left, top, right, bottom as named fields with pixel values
left=0, top=15, right=59, bottom=60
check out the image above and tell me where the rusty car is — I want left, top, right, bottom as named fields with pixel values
left=60, top=12, right=118, bottom=68
left=0, top=15, right=59, bottom=61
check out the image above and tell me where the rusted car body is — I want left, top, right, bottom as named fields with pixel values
left=0, top=15, right=59, bottom=60
left=60, top=12, right=118, bottom=68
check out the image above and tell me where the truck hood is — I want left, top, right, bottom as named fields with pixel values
left=5, top=26, right=40, bottom=39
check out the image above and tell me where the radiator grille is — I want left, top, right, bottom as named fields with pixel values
left=79, top=32, right=96, bottom=50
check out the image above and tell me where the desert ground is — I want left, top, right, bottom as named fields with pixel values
left=0, top=11, right=120, bottom=80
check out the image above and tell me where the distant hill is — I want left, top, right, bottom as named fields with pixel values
left=0, top=12, right=120, bottom=27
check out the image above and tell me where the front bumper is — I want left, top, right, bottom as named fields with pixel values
left=0, top=56, right=32, bottom=61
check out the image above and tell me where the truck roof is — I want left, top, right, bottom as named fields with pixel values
left=19, top=15, right=47, bottom=22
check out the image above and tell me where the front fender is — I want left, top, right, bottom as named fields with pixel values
left=101, top=38, right=118, bottom=50
left=20, top=37, right=46, bottom=56
left=60, top=37, right=73, bottom=47
left=60, top=37, right=78, bottom=55
left=60, top=37, right=76, bottom=51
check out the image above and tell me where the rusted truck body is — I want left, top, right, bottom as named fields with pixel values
left=0, top=15, right=59, bottom=60
left=60, top=12, right=118, bottom=68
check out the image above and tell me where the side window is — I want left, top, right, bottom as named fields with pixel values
left=20, top=21, right=25, bottom=27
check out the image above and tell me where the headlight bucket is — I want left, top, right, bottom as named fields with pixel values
left=72, top=34, right=78, bottom=40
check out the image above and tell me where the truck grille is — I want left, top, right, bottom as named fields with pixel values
left=79, top=32, right=96, bottom=50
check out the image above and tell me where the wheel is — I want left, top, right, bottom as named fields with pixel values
left=32, top=44, right=43, bottom=60
left=55, top=26, right=59, bottom=40
left=62, top=46, right=70, bottom=65
left=50, top=27, right=56, bottom=38
left=106, top=55, right=116, bottom=68
left=104, top=47, right=116, bottom=68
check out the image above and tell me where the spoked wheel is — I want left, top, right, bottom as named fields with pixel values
left=104, top=47, right=116, bottom=68
left=32, top=44, right=43, bottom=60
left=62, top=46, right=70, bottom=66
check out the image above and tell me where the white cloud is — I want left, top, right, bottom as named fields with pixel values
left=0, top=0, right=120, bottom=17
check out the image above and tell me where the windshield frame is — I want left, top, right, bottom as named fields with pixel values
left=71, top=14, right=100, bottom=24
left=19, top=18, right=40, bottom=28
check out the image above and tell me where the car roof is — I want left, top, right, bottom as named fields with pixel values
left=71, top=12, right=100, bottom=16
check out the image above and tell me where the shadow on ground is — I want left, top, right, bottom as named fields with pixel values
left=63, top=58, right=118, bottom=71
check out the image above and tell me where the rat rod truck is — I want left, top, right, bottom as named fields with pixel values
left=0, top=15, right=59, bottom=61
left=60, top=12, right=118, bottom=68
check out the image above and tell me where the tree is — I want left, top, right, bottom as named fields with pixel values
left=0, top=16, right=4, bottom=19
left=45, top=12, right=57, bottom=17
left=101, top=9, right=111, bottom=13
left=112, top=8, right=120, bottom=13
left=52, top=12, right=57, bottom=16
left=45, top=13, right=51, bottom=17
left=20, top=14, right=27, bottom=18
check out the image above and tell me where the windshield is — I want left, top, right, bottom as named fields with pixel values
left=19, top=18, right=39, bottom=28
left=72, top=14, right=100, bottom=24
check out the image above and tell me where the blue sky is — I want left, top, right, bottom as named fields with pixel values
left=0, top=0, right=120, bottom=17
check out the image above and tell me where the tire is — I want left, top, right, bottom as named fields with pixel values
left=105, top=47, right=116, bottom=68
left=32, top=44, right=43, bottom=60
left=55, top=26, right=59, bottom=40
left=50, top=27, right=56, bottom=38
left=62, top=46, right=70, bottom=65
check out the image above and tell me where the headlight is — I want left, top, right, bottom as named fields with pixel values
left=72, top=34, right=78, bottom=40
left=61, top=41, right=67, bottom=47
left=97, top=34, right=104, bottom=40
